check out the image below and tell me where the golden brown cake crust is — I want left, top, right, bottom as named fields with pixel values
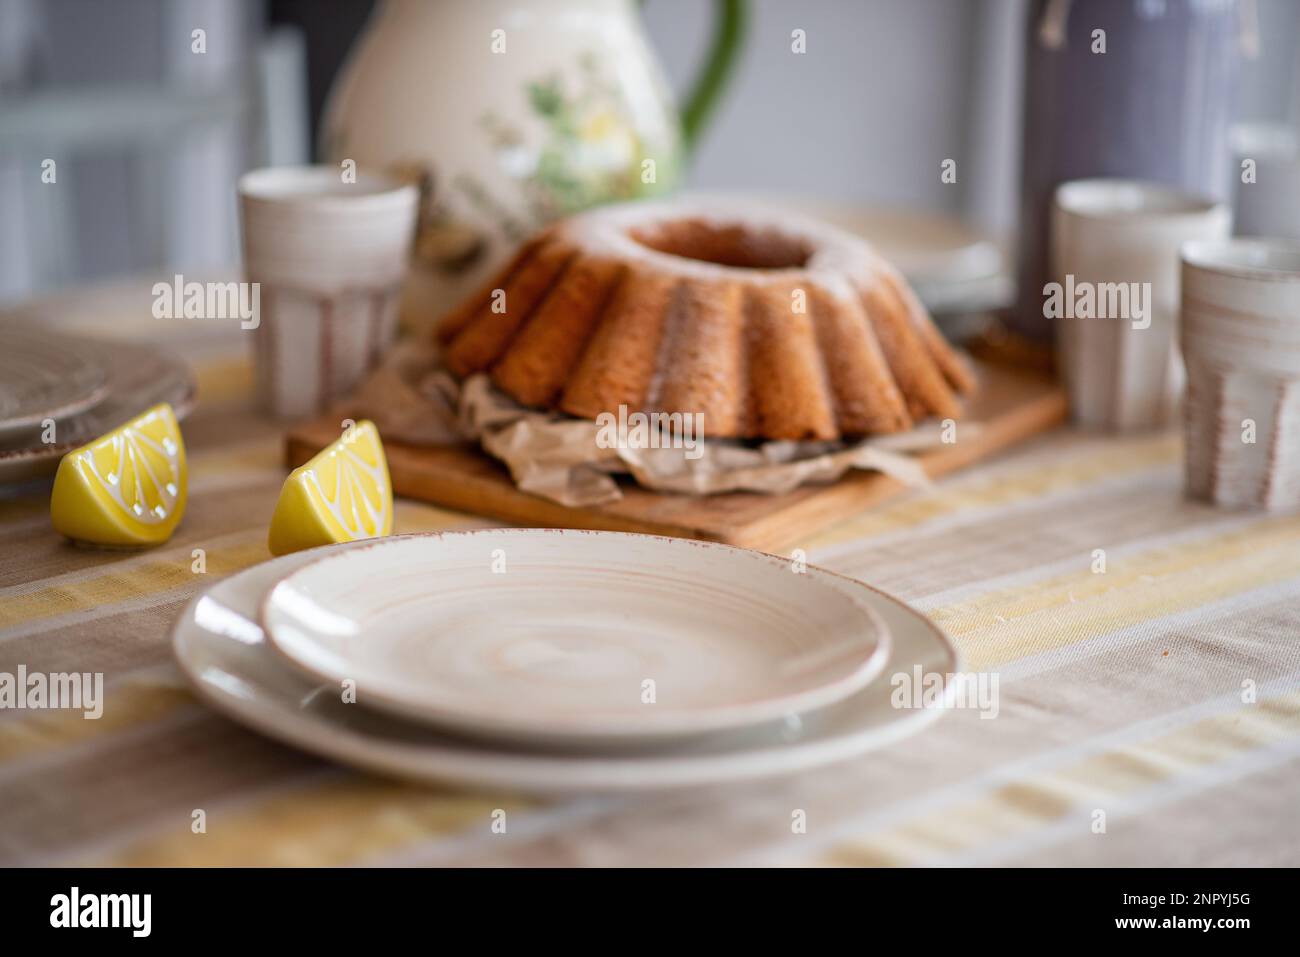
left=559, top=269, right=679, bottom=421
left=647, top=279, right=750, bottom=438
left=491, top=255, right=626, bottom=408
left=436, top=200, right=975, bottom=442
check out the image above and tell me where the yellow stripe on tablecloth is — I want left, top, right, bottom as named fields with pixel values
left=818, top=690, right=1300, bottom=867
left=804, top=434, right=1179, bottom=551
left=0, top=536, right=271, bottom=629
left=90, top=776, right=533, bottom=867
left=0, top=507, right=485, bottom=632
left=0, top=682, right=196, bottom=762
left=89, top=680, right=1300, bottom=869
left=188, top=438, right=283, bottom=476
left=193, top=356, right=254, bottom=406
left=933, top=514, right=1300, bottom=669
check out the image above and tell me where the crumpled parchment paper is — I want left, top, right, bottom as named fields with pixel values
left=336, top=341, right=971, bottom=507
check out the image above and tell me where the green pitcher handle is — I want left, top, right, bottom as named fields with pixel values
left=650, top=0, right=749, bottom=155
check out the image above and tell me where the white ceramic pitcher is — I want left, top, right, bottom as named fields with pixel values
left=322, top=0, right=746, bottom=330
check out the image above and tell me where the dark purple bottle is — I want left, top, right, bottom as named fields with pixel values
left=1010, top=0, right=1244, bottom=342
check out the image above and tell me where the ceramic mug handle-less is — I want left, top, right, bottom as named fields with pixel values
left=660, top=0, right=748, bottom=155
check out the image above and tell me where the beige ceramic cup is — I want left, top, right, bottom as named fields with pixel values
left=1180, top=239, right=1300, bottom=509
left=238, top=166, right=418, bottom=419
left=1051, top=179, right=1231, bottom=432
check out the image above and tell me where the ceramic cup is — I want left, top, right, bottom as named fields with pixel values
left=1180, top=239, right=1300, bottom=510
left=238, top=165, right=418, bottom=419
left=1051, top=179, right=1231, bottom=432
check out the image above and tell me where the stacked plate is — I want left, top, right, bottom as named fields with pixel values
left=747, top=194, right=1014, bottom=319
left=173, top=529, right=960, bottom=793
left=0, top=323, right=196, bottom=484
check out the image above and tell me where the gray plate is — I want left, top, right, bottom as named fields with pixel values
left=0, top=338, right=195, bottom=485
left=0, top=325, right=110, bottom=439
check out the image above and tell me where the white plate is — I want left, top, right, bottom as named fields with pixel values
left=172, top=540, right=960, bottom=794
left=741, top=193, right=1014, bottom=315
left=260, top=531, right=890, bottom=743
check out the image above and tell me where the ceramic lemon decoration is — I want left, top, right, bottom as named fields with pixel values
left=268, top=420, right=392, bottom=557
left=50, top=403, right=187, bottom=547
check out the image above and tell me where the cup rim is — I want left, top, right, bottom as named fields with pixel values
left=237, top=165, right=417, bottom=210
left=1181, top=238, right=1300, bottom=279
left=1054, top=178, right=1227, bottom=222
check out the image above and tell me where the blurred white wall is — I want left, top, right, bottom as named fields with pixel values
left=642, top=0, right=1024, bottom=232
left=645, top=0, right=1300, bottom=236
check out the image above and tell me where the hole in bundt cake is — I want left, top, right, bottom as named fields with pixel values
left=628, top=218, right=813, bottom=270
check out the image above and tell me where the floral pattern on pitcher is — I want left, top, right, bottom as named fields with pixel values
left=483, top=53, right=680, bottom=223
left=404, top=53, right=681, bottom=277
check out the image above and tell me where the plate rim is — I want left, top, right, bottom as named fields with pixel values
left=172, top=533, right=963, bottom=793
left=0, top=338, right=196, bottom=483
left=257, top=529, right=893, bottom=742
left=0, top=330, right=111, bottom=436
left=0, top=380, right=112, bottom=437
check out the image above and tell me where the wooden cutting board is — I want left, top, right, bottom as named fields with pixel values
left=286, top=360, right=1066, bottom=552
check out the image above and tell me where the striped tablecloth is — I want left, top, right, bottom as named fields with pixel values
left=2, top=285, right=1298, bottom=867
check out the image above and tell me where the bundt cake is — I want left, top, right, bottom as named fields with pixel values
left=436, top=200, right=976, bottom=441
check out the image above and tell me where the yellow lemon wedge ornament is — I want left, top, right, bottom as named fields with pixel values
left=267, top=420, right=392, bottom=556
left=50, top=403, right=187, bottom=547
